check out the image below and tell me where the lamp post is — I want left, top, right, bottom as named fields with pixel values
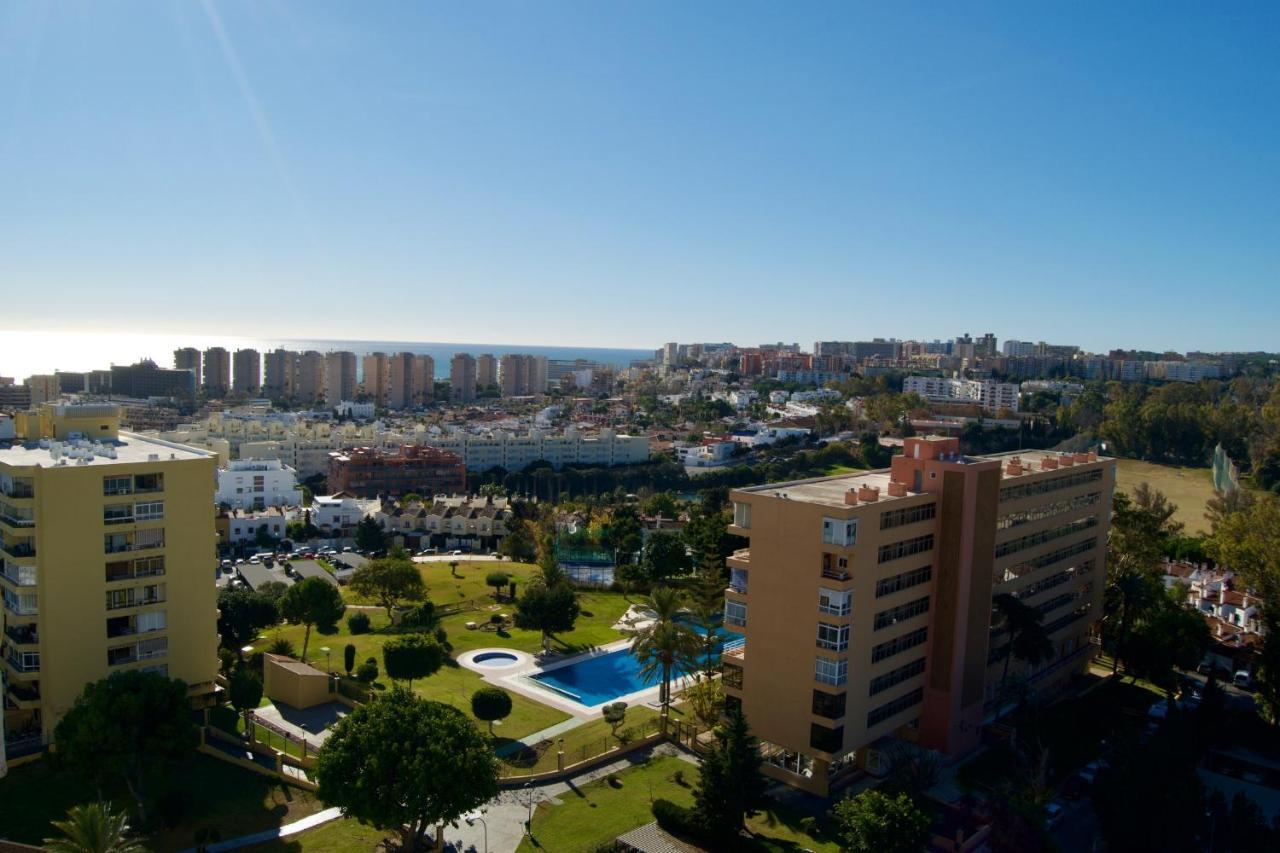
left=464, top=811, right=488, bottom=853
left=320, top=646, right=331, bottom=674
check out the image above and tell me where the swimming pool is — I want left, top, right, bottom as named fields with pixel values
left=529, top=625, right=739, bottom=707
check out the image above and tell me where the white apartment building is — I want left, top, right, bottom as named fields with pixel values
left=312, top=493, right=378, bottom=533
left=335, top=401, right=376, bottom=420
left=1146, top=361, right=1222, bottom=383
left=903, top=376, right=1020, bottom=414
left=215, top=459, right=304, bottom=510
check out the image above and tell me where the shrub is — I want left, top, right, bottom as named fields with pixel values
left=347, top=612, right=371, bottom=634
left=399, top=601, right=438, bottom=631
left=269, top=637, right=295, bottom=657
left=490, top=612, right=505, bottom=624
left=356, top=657, right=379, bottom=683
left=652, top=799, right=700, bottom=839
left=471, top=687, right=514, bottom=733
left=343, top=643, right=357, bottom=675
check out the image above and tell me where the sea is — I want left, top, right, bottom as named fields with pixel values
left=0, top=330, right=656, bottom=382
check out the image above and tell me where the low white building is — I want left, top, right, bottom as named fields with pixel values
left=335, top=400, right=376, bottom=419
left=216, top=458, right=304, bottom=510
left=312, top=492, right=378, bottom=534
left=676, top=440, right=738, bottom=468
left=903, top=376, right=1020, bottom=414
left=728, top=390, right=758, bottom=408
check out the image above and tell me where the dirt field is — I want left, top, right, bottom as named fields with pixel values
left=1114, top=458, right=1216, bottom=535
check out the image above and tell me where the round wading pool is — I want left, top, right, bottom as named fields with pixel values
left=472, top=651, right=520, bottom=668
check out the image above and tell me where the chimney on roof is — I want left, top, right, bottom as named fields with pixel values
left=1041, top=456, right=1059, bottom=470
left=858, top=484, right=881, bottom=503
left=844, top=489, right=858, bottom=506
left=1060, top=454, right=1075, bottom=467
left=887, top=481, right=908, bottom=497
left=1006, top=457, right=1023, bottom=476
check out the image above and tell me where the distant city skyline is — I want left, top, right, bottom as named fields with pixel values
left=2, top=3, right=1277, bottom=352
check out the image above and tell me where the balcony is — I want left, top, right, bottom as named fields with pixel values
left=5, top=651, right=40, bottom=676
left=4, top=623, right=39, bottom=646
left=0, top=507, right=35, bottom=529
left=0, top=481, right=35, bottom=499
left=1, top=565, right=36, bottom=588
left=0, top=540, right=36, bottom=560
left=821, top=554, right=851, bottom=582
left=5, top=679, right=41, bottom=709
left=727, top=548, right=751, bottom=567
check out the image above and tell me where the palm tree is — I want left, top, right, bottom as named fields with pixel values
left=44, top=802, right=148, bottom=853
left=992, top=593, right=1053, bottom=703
left=629, top=586, right=701, bottom=721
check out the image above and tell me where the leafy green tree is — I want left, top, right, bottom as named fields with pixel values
left=642, top=531, right=692, bottom=583
left=349, top=552, right=426, bottom=619
left=602, top=701, right=628, bottom=739
left=535, top=525, right=566, bottom=587
left=629, top=586, right=700, bottom=715
left=479, top=482, right=506, bottom=498
left=216, top=587, right=278, bottom=657
left=831, top=789, right=932, bottom=853
left=1127, top=590, right=1212, bottom=699
left=514, top=579, right=580, bottom=653
left=692, top=708, right=766, bottom=844
left=485, top=571, right=509, bottom=601
left=1104, top=490, right=1180, bottom=674
left=643, top=492, right=679, bottom=519
left=256, top=580, right=289, bottom=605
left=607, top=505, right=644, bottom=562
left=53, top=671, right=198, bottom=824
left=992, top=592, right=1054, bottom=701
left=255, top=524, right=277, bottom=549
left=690, top=566, right=725, bottom=674
left=382, top=633, right=445, bottom=687
left=229, top=665, right=264, bottom=732
left=315, top=688, right=499, bottom=851
left=356, top=657, right=379, bottom=683
left=497, top=517, right=536, bottom=562
left=343, top=643, right=357, bottom=676
left=685, top=675, right=725, bottom=730
left=280, top=576, right=346, bottom=663
left=354, top=516, right=385, bottom=552
left=44, top=801, right=147, bottom=853
left=470, top=687, right=513, bottom=733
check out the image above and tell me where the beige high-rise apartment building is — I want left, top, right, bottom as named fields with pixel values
left=476, top=354, right=497, bottom=390
left=232, top=349, right=261, bottom=396
left=24, top=376, right=60, bottom=408
left=324, top=352, right=357, bottom=408
left=499, top=354, right=548, bottom=396
left=202, top=347, right=231, bottom=397
left=173, top=347, right=201, bottom=380
left=388, top=353, right=433, bottom=409
left=450, top=353, right=476, bottom=404
left=1, top=404, right=219, bottom=754
left=361, top=353, right=390, bottom=407
left=263, top=349, right=297, bottom=401
left=721, top=436, right=1113, bottom=795
left=295, top=351, right=326, bottom=404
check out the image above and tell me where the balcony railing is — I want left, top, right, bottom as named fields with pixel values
left=0, top=510, right=35, bottom=528
left=3, top=623, right=39, bottom=645
left=5, top=680, right=40, bottom=703
left=6, top=652, right=40, bottom=673
left=821, top=566, right=851, bottom=581
left=0, top=484, right=34, bottom=499
left=106, top=594, right=165, bottom=612
left=1, top=566, right=36, bottom=587
left=0, top=541, right=36, bottom=558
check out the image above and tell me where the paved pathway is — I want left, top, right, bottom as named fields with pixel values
left=190, top=806, right=344, bottom=852
left=493, top=716, right=587, bottom=757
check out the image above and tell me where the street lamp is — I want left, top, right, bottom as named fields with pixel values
left=320, top=646, right=331, bottom=673
left=464, top=810, right=488, bottom=853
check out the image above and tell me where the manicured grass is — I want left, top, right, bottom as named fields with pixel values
left=1114, top=459, right=1217, bottom=535
left=0, top=753, right=327, bottom=850
left=250, top=817, right=392, bottom=851
left=517, top=755, right=840, bottom=853
left=820, top=464, right=862, bottom=476
left=500, top=706, right=665, bottom=776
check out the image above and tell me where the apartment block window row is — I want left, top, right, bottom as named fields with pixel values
left=815, top=655, right=848, bottom=686
left=1043, top=602, right=1093, bottom=634
left=809, top=723, right=844, bottom=753
left=102, top=472, right=165, bottom=497
left=0, top=502, right=35, bottom=527
left=998, top=467, right=1103, bottom=503
left=818, top=587, right=852, bottom=617
left=878, top=534, right=934, bottom=564
left=729, top=568, right=748, bottom=594
left=732, top=502, right=751, bottom=529
left=106, top=583, right=166, bottom=611
left=722, top=662, right=743, bottom=690
left=724, top=600, right=747, bottom=627
left=811, top=689, right=846, bottom=719
left=994, top=516, right=1098, bottom=559
left=2, top=560, right=36, bottom=586
left=817, top=622, right=850, bottom=652
left=107, top=636, right=167, bottom=667
left=867, top=687, right=924, bottom=727
left=997, top=539, right=1097, bottom=584
left=873, top=596, right=930, bottom=631
left=822, top=517, right=858, bottom=546
left=880, top=503, right=937, bottom=531
left=104, top=527, right=164, bottom=555
left=1006, top=564, right=1089, bottom=601
left=106, top=609, right=166, bottom=638
left=869, top=657, right=927, bottom=696
left=4, top=588, right=37, bottom=615
left=876, top=564, right=933, bottom=598
left=106, top=556, right=166, bottom=583
left=871, top=627, right=928, bottom=663
left=997, top=492, right=1100, bottom=530
left=7, top=649, right=39, bottom=673
left=103, top=500, right=165, bottom=526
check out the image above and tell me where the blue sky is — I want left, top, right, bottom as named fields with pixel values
left=1, top=2, right=1277, bottom=352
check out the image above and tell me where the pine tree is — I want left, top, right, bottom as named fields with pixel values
left=693, top=708, right=766, bottom=845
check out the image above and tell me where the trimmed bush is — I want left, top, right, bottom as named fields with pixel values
left=347, top=612, right=371, bottom=634
left=490, top=612, right=505, bottom=624
left=269, top=637, right=295, bottom=657
left=652, top=799, right=700, bottom=840
left=356, top=657, right=379, bottom=683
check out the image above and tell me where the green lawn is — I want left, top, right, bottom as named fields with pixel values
left=517, top=756, right=840, bottom=853
left=0, top=753, right=327, bottom=850
left=1114, top=459, right=1217, bottom=535
left=249, top=818, right=391, bottom=852
left=500, top=706, right=664, bottom=776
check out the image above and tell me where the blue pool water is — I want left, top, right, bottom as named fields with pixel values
left=530, top=624, right=739, bottom=707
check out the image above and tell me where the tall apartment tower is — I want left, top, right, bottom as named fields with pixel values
left=389, top=353, right=433, bottom=409
left=499, top=353, right=548, bottom=396
left=722, top=436, right=1113, bottom=795
left=232, top=349, right=261, bottom=396
left=324, top=352, right=357, bottom=408
left=662, top=342, right=680, bottom=367
left=295, top=351, right=326, bottom=404
left=201, top=347, right=231, bottom=397
left=361, top=353, right=390, bottom=407
left=173, top=348, right=201, bottom=380
left=263, top=349, right=297, bottom=401
left=24, top=375, right=60, bottom=407
left=0, top=404, right=219, bottom=749
left=476, top=354, right=497, bottom=390
left=450, top=353, right=476, bottom=404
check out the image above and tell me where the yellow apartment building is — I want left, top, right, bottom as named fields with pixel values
left=721, top=435, right=1114, bottom=795
left=1, top=404, right=219, bottom=759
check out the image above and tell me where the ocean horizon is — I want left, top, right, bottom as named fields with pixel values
left=0, top=330, right=657, bottom=382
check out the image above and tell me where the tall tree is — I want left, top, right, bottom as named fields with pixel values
left=280, top=576, right=346, bottom=662
left=215, top=587, right=279, bottom=657
left=315, top=688, right=499, bottom=851
left=629, top=586, right=700, bottom=716
left=831, top=789, right=932, bottom=853
left=470, top=687, right=513, bottom=734
left=992, top=592, right=1054, bottom=701
left=229, top=665, right=264, bottom=732
left=44, top=802, right=147, bottom=853
left=1104, top=490, right=1180, bottom=674
left=690, top=566, right=726, bottom=675
left=53, top=671, right=198, bottom=824
left=513, top=579, right=580, bottom=653
left=1127, top=590, right=1212, bottom=700
left=354, top=516, right=385, bottom=552
left=349, top=551, right=426, bottom=619
left=382, top=633, right=445, bottom=688
left=692, top=709, right=766, bottom=845
left=642, top=531, right=692, bottom=583
left=608, top=505, right=644, bottom=564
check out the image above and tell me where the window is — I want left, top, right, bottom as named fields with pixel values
left=818, top=587, right=852, bottom=616
left=869, top=658, right=926, bottom=696
left=878, top=535, right=934, bottom=564
left=133, top=473, right=164, bottom=493
left=135, top=528, right=164, bottom=550
left=733, top=502, right=751, bottom=529
left=822, top=517, right=857, bottom=546
left=722, top=663, right=743, bottom=690
left=810, top=723, right=844, bottom=753
left=872, top=627, right=928, bottom=663
left=724, top=600, right=747, bottom=627
left=137, top=610, right=166, bottom=633
left=997, top=540, right=1097, bottom=583
left=103, top=504, right=134, bottom=525
left=134, top=501, right=164, bottom=521
left=997, top=492, right=1101, bottom=530
left=995, top=516, right=1098, bottom=558
left=880, top=503, right=937, bottom=530
left=812, top=690, right=846, bottom=719
left=729, top=568, right=748, bottom=594
left=867, top=687, right=924, bottom=727
left=999, top=467, right=1103, bottom=502
left=876, top=565, right=933, bottom=597
left=815, top=655, right=848, bottom=686
left=817, top=622, right=850, bottom=652
left=873, top=596, right=930, bottom=631
left=103, top=476, right=132, bottom=496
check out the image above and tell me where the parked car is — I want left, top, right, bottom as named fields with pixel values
left=452, top=549, right=464, bottom=556
left=1045, top=800, right=1065, bottom=827
left=1234, top=671, right=1252, bottom=689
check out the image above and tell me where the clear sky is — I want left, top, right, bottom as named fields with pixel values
left=1, top=2, right=1277, bottom=352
